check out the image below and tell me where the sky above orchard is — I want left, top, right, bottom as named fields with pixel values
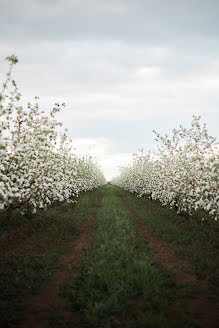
left=0, top=0, right=219, bottom=180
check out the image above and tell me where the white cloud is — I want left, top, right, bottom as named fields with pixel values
left=70, top=137, right=132, bottom=180
left=100, top=152, right=133, bottom=181
left=70, top=137, right=110, bottom=157
left=0, top=0, right=218, bottom=181
left=17, top=54, right=218, bottom=131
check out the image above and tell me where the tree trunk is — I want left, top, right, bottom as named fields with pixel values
left=26, top=201, right=31, bottom=219
left=7, top=207, right=12, bottom=221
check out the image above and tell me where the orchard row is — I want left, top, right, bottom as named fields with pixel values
left=112, top=117, right=218, bottom=221
left=0, top=55, right=106, bottom=217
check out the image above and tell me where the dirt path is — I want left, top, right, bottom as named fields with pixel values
left=15, top=201, right=101, bottom=328
left=119, top=196, right=219, bottom=328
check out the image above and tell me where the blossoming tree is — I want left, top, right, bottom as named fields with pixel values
left=112, top=117, right=219, bottom=221
left=0, top=55, right=105, bottom=218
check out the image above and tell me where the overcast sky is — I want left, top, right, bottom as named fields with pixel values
left=1, top=0, right=219, bottom=179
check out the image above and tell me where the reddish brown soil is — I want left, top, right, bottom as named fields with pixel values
left=120, top=199, right=219, bottom=328
left=14, top=203, right=100, bottom=328
left=0, top=204, right=76, bottom=254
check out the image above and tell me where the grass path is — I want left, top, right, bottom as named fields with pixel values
left=19, top=200, right=102, bottom=328
left=0, top=185, right=218, bottom=327
left=0, top=189, right=103, bottom=327
left=117, top=188, right=218, bottom=328
left=63, top=186, right=194, bottom=327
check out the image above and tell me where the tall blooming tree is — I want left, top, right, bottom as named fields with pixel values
left=0, top=55, right=105, bottom=218
left=112, top=117, right=219, bottom=221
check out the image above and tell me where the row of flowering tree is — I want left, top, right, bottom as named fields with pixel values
left=112, top=117, right=219, bottom=221
left=0, top=55, right=106, bottom=218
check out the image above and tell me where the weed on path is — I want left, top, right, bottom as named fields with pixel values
left=117, top=187, right=219, bottom=328
left=20, top=201, right=101, bottom=328
left=0, top=189, right=103, bottom=328
left=63, top=185, right=193, bottom=327
left=1, top=185, right=218, bottom=327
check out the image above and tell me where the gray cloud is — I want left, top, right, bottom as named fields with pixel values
left=1, top=0, right=219, bottom=46
left=0, top=0, right=218, bottom=178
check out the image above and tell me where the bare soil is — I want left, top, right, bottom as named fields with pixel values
left=120, top=198, right=219, bottom=328
left=14, top=203, right=100, bottom=328
left=0, top=204, right=76, bottom=255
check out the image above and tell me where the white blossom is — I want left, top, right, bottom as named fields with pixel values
left=112, top=117, right=219, bottom=221
left=0, top=55, right=106, bottom=216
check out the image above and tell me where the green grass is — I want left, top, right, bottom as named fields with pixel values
left=1, top=185, right=216, bottom=327
left=116, top=187, right=219, bottom=286
left=0, top=188, right=103, bottom=328
left=63, top=185, right=194, bottom=327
